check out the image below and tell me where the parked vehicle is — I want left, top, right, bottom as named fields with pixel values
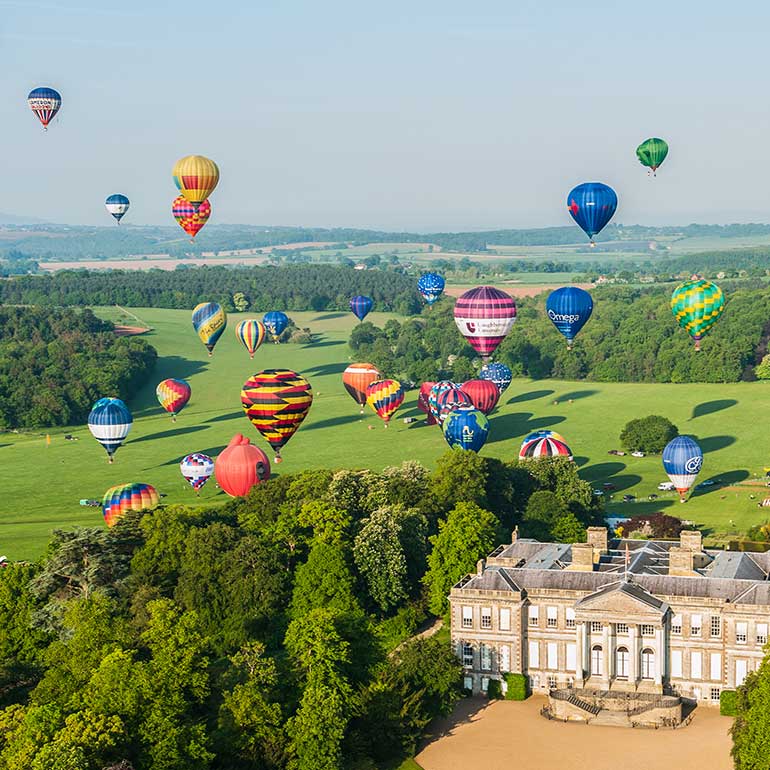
left=631, top=451, right=645, bottom=458
left=622, top=494, right=636, bottom=502
left=657, top=481, right=675, bottom=491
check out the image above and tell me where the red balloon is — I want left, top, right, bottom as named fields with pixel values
left=417, top=382, right=437, bottom=425
left=460, top=379, right=500, bottom=415
left=215, top=434, right=271, bottom=497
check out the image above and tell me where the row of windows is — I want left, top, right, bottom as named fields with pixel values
left=461, top=606, right=512, bottom=630
left=461, top=642, right=512, bottom=672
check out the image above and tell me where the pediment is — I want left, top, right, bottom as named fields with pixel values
left=574, top=580, right=668, bottom=617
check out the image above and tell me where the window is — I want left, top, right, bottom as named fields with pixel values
left=531, top=675, right=540, bottom=690
left=591, top=645, right=603, bottom=676
left=711, top=617, right=722, bottom=638
left=671, top=649, right=683, bottom=678
left=528, top=641, right=540, bottom=669
left=547, top=606, right=558, bottom=628
left=500, top=645, right=510, bottom=673
left=736, top=659, right=748, bottom=687
left=529, top=606, right=539, bottom=627
left=462, top=606, right=473, bottom=629
left=736, top=621, right=748, bottom=644
left=462, top=644, right=474, bottom=667
left=691, top=614, right=702, bottom=637
left=463, top=675, right=473, bottom=692
left=757, top=623, right=768, bottom=645
left=590, top=621, right=602, bottom=633
left=671, top=614, right=682, bottom=635
left=548, top=675, right=557, bottom=689
left=481, top=676, right=490, bottom=693
left=566, top=642, right=577, bottom=672
left=641, top=649, right=655, bottom=680
left=499, top=608, right=511, bottom=632
left=641, top=624, right=655, bottom=637
left=616, top=647, right=629, bottom=679
left=481, top=607, right=492, bottom=630
left=710, top=687, right=721, bottom=703
left=710, top=652, right=722, bottom=681
left=547, top=642, right=558, bottom=670
left=691, top=651, right=702, bottom=680
left=481, top=644, right=492, bottom=671
left=616, top=623, right=628, bottom=635
left=566, top=608, right=576, bottom=629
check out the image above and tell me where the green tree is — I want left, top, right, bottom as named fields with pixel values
left=551, top=511, right=587, bottom=544
left=732, top=654, right=770, bottom=768
left=429, top=451, right=489, bottom=511
left=755, top=353, right=770, bottom=380
left=232, top=292, right=250, bottom=312
left=522, top=490, right=569, bottom=541
left=423, top=502, right=500, bottom=616
left=620, top=415, right=679, bottom=453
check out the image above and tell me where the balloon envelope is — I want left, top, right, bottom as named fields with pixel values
left=102, top=482, right=158, bottom=527
left=241, top=370, right=313, bottom=460
left=235, top=320, right=266, bottom=359
left=443, top=407, right=489, bottom=452
left=662, top=436, right=703, bottom=501
left=428, top=381, right=456, bottom=421
left=546, top=287, right=594, bottom=346
left=88, top=398, right=132, bottom=461
left=350, top=295, right=374, bottom=322
left=366, top=379, right=404, bottom=424
left=453, top=286, right=517, bottom=361
left=180, top=453, right=215, bottom=492
left=192, top=302, right=227, bottom=355
left=418, top=273, right=445, bottom=305
left=156, top=378, right=191, bottom=417
left=670, top=279, right=724, bottom=349
left=28, top=87, right=61, bottom=128
left=436, top=387, right=472, bottom=424
left=479, top=362, right=512, bottom=393
left=215, top=434, right=271, bottom=496
left=460, top=379, right=500, bottom=415
left=173, top=196, right=211, bottom=239
left=105, top=194, right=129, bottom=223
left=519, top=430, right=572, bottom=460
left=417, top=381, right=438, bottom=425
left=636, top=137, right=669, bottom=172
left=343, top=363, right=380, bottom=409
left=172, top=155, right=219, bottom=207
left=567, top=182, right=617, bottom=242
left=263, top=311, right=289, bottom=339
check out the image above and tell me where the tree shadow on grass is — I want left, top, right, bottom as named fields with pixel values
left=306, top=339, right=345, bottom=348
left=303, top=414, right=365, bottom=431
left=691, top=399, right=738, bottom=419
left=506, top=389, right=554, bottom=405
left=555, top=389, right=599, bottom=402
left=579, top=462, right=627, bottom=482
left=607, top=499, right=675, bottom=517
left=697, top=435, right=735, bottom=453
left=487, top=412, right=565, bottom=444
left=131, top=425, right=208, bottom=443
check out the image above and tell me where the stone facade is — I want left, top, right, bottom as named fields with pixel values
left=450, top=529, right=770, bottom=706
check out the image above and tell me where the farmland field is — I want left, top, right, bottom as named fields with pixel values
left=1, top=306, right=770, bottom=560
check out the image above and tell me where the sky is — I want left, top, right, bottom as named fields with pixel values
left=3, top=0, right=770, bottom=231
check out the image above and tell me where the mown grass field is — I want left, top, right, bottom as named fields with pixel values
left=2, top=306, right=770, bottom=560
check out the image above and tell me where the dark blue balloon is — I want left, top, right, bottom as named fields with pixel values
left=443, top=407, right=489, bottom=453
left=263, top=311, right=289, bottom=337
left=417, top=273, right=445, bottom=305
left=479, top=362, right=512, bottom=393
left=662, top=435, right=703, bottom=499
left=546, top=287, right=594, bottom=346
left=567, top=182, right=617, bottom=242
left=350, top=295, right=373, bottom=322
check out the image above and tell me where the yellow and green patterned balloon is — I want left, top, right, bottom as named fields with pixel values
left=636, top=137, right=668, bottom=175
left=671, top=279, right=724, bottom=350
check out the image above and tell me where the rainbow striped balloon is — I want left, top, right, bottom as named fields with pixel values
left=235, top=320, right=267, bottom=359
left=102, top=482, right=159, bottom=528
left=453, top=286, right=517, bottom=361
left=670, top=279, right=724, bottom=350
left=156, top=378, right=191, bottom=421
left=366, top=379, right=404, bottom=426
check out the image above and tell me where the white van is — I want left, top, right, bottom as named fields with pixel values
left=657, top=481, right=675, bottom=491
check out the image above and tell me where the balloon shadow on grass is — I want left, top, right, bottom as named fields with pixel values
left=306, top=339, right=345, bottom=348
left=580, top=462, right=627, bottom=483
left=487, top=412, right=565, bottom=444
left=690, top=469, right=750, bottom=498
left=690, top=400, right=738, bottom=419
left=506, top=390, right=554, bottom=405
left=556, top=389, right=599, bottom=402
left=313, top=313, right=348, bottom=321
left=607, top=499, right=675, bottom=517
left=303, top=414, right=365, bottom=431
left=697, top=435, right=735, bottom=453
left=155, top=444, right=228, bottom=467
left=303, top=362, right=348, bottom=377
left=206, top=411, right=244, bottom=424
left=131, top=425, right=208, bottom=443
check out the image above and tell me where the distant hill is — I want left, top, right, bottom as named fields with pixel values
left=0, top=212, right=49, bottom=225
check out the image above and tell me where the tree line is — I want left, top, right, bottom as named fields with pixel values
left=0, top=451, right=601, bottom=770
left=351, top=285, right=770, bottom=384
left=0, top=307, right=157, bottom=429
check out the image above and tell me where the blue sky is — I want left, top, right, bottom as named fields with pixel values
left=3, top=0, right=770, bottom=229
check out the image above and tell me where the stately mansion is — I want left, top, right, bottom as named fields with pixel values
left=450, top=527, right=770, bottom=722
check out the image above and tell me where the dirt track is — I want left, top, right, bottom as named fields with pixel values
left=416, top=696, right=733, bottom=770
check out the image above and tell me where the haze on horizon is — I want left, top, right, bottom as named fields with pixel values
left=3, top=0, right=770, bottom=232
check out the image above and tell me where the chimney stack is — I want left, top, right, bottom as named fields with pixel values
left=567, top=542, right=595, bottom=572
left=587, top=527, right=609, bottom=556
left=477, top=558, right=486, bottom=576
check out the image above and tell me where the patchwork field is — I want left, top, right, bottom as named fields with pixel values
left=1, top=306, right=770, bottom=560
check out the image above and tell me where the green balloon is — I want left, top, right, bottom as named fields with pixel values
left=636, top=137, right=669, bottom=173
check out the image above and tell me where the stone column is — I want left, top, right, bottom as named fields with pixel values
left=629, top=625, right=638, bottom=686
left=575, top=622, right=584, bottom=684
left=602, top=624, right=611, bottom=686
left=654, top=627, right=663, bottom=685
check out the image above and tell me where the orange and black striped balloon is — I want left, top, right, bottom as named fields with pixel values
left=241, top=369, right=313, bottom=462
left=342, top=362, right=380, bottom=411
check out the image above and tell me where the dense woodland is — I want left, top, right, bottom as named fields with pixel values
left=0, top=453, right=601, bottom=770
left=0, top=307, right=157, bottom=428
left=351, top=285, right=770, bottom=384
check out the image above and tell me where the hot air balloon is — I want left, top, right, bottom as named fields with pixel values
left=105, top=194, right=129, bottom=224
left=435, top=387, right=473, bottom=424
left=567, top=183, right=617, bottom=245
left=636, top=137, right=669, bottom=175
left=417, top=381, right=437, bottom=425
left=192, top=302, right=227, bottom=356
left=180, top=453, right=215, bottom=493
left=662, top=435, right=703, bottom=502
left=460, top=379, right=500, bottom=415
left=235, top=320, right=266, bottom=359
left=670, top=279, right=724, bottom=351
left=453, top=286, right=517, bottom=361
left=479, top=362, right=512, bottom=393
left=519, top=430, right=572, bottom=460
left=443, top=407, right=489, bottom=452
left=365, top=379, right=404, bottom=426
left=546, top=287, right=594, bottom=348
left=102, top=482, right=159, bottom=527
left=263, top=311, right=289, bottom=342
left=350, top=295, right=374, bottom=322
left=343, top=363, right=381, bottom=413
left=156, top=378, right=191, bottom=421
left=215, top=434, right=271, bottom=496
left=428, top=381, right=456, bottom=422
left=88, top=398, right=132, bottom=463
left=27, top=87, right=61, bottom=129
left=172, top=196, right=211, bottom=241
left=418, top=273, right=445, bottom=305
left=172, top=155, right=219, bottom=209
left=241, top=370, right=313, bottom=462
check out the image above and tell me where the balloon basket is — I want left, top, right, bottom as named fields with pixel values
left=172, top=415, right=177, bottom=423
left=108, top=457, right=114, bottom=465
left=274, top=455, right=283, bottom=464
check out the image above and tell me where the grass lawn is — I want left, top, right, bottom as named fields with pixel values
left=2, top=306, right=770, bottom=560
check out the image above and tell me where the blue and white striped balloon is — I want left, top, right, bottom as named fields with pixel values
left=662, top=435, right=703, bottom=502
left=105, top=194, right=130, bottom=224
left=87, top=397, right=132, bottom=463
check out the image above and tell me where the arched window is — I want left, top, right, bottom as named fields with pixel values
left=641, top=648, right=655, bottom=680
left=616, top=646, right=629, bottom=679
left=591, top=645, right=603, bottom=676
